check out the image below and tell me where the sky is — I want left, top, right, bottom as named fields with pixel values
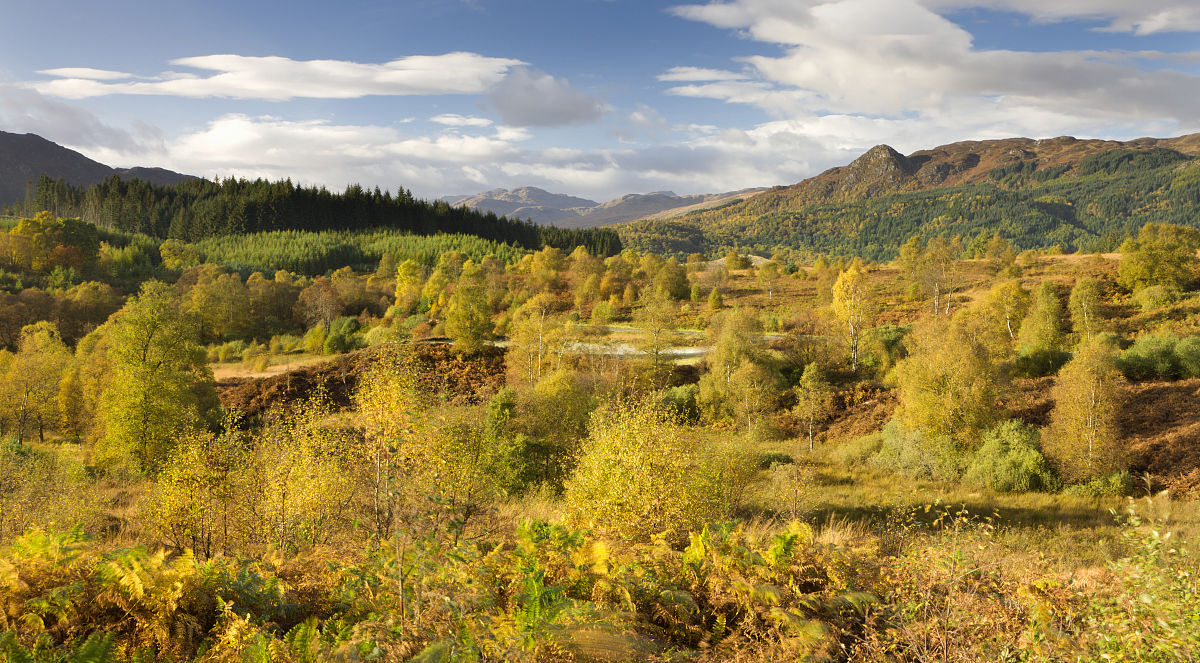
left=2, top=0, right=1200, bottom=202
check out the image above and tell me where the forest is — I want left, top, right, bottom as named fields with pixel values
left=619, top=147, right=1200, bottom=260
left=1, top=205, right=1200, bottom=662
left=5, top=174, right=622, bottom=257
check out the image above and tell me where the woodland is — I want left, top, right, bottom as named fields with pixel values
left=1, top=173, right=1200, bottom=661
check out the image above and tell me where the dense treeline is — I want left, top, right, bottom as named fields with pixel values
left=621, top=147, right=1200, bottom=259
left=8, top=174, right=622, bottom=256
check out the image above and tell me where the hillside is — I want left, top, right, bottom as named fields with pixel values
left=446, top=185, right=766, bottom=228
left=619, top=134, right=1200, bottom=258
left=0, top=131, right=193, bottom=205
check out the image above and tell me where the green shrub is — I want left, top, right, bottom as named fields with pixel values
left=1011, top=348, right=1071, bottom=378
left=660, top=384, right=699, bottom=423
left=1132, top=285, right=1179, bottom=312
left=963, top=420, right=1058, bottom=492
left=301, top=323, right=327, bottom=354
left=1118, top=333, right=1181, bottom=379
left=830, top=432, right=883, bottom=467
left=871, top=420, right=966, bottom=481
left=1175, top=335, right=1200, bottom=378
left=1062, top=470, right=1134, bottom=496
left=322, top=332, right=351, bottom=354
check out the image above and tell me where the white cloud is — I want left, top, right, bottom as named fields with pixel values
left=657, top=66, right=749, bottom=82
left=33, top=52, right=525, bottom=100
left=431, top=113, right=493, bottom=127
left=488, top=67, right=605, bottom=127
left=666, top=0, right=1200, bottom=129
left=37, top=67, right=136, bottom=80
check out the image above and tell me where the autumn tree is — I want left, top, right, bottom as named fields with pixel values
left=698, top=308, right=769, bottom=424
left=654, top=257, right=689, bottom=300
left=793, top=363, right=833, bottom=452
left=1018, top=282, right=1065, bottom=354
left=1068, top=277, right=1105, bottom=345
left=183, top=265, right=250, bottom=341
left=506, top=293, right=567, bottom=385
left=757, top=260, right=781, bottom=302
left=831, top=264, right=874, bottom=372
left=985, top=280, right=1029, bottom=341
left=444, top=260, right=493, bottom=355
left=1044, top=341, right=1127, bottom=483
left=894, top=315, right=1004, bottom=443
left=564, top=401, right=748, bottom=542
left=1117, top=222, right=1200, bottom=293
left=96, top=281, right=216, bottom=475
left=1, top=322, right=71, bottom=444
left=393, top=259, right=427, bottom=314
left=295, top=277, right=343, bottom=328
left=633, top=288, right=676, bottom=386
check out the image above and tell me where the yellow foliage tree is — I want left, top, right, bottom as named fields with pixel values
left=1044, top=341, right=1127, bottom=483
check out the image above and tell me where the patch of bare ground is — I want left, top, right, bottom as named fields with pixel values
left=823, top=390, right=897, bottom=443
left=1122, top=378, right=1200, bottom=496
left=216, top=343, right=506, bottom=417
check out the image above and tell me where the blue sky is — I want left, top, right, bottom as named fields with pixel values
left=2, top=0, right=1200, bottom=201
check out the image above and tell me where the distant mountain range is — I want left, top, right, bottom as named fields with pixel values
left=0, top=131, right=193, bottom=207
left=618, top=133, right=1200, bottom=258
left=442, top=186, right=766, bottom=228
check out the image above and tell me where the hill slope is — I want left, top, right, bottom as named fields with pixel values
left=446, top=186, right=766, bottom=228
left=619, top=134, right=1200, bottom=258
left=0, top=131, right=193, bottom=206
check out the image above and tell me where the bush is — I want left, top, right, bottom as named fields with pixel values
left=830, top=432, right=883, bottom=467
left=871, top=420, right=965, bottom=482
left=564, top=402, right=753, bottom=542
left=1177, top=336, right=1200, bottom=378
left=660, top=384, right=699, bottom=423
left=963, top=420, right=1058, bottom=492
left=1062, top=470, right=1134, bottom=497
left=1011, top=348, right=1071, bottom=378
left=322, top=332, right=351, bottom=354
left=1132, top=285, right=1179, bottom=312
left=1118, top=333, right=1181, bottom=380
left=301, top=323, right=326, bottom=354
left=758, top=451, right=794, bottom=469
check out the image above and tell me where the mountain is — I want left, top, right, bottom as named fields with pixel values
left=442, top=187, right=599, bottom=225
left=618, top=134, right=1200, bottom=259
left=0, top=131, right=193, bottom=206
left=444, top=186, right=766, bottom=228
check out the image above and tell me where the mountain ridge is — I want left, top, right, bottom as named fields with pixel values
left=617, top=132, right=1200, bottom=258
left=443, top=185, right=767, bottom=228
left=0, top=131, right=194, bottom=207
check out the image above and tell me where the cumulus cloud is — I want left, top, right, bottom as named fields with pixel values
left=487, top=67, right=605, bottom=127
left=32, top=52, right=525, bottom=100
left=666, top=0, right=1200, bottom=132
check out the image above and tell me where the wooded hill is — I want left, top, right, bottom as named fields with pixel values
left=7, top=174, right=622, bottom=256
left=619, top=134, right=1200, bottom=259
